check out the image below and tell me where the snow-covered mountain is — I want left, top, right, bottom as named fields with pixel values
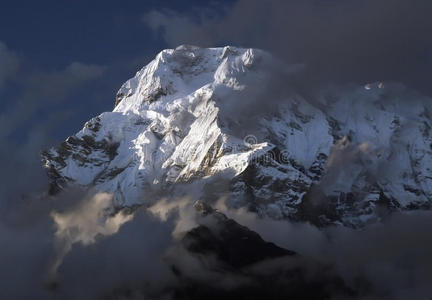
left=42, top=45, right=432, bottom=227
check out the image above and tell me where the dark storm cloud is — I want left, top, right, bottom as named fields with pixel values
left=0, top=181, right=430, bottom=299
left=0, top=187, right=178, bottom=300
left=51, top=193, right=432, bottom=300
left=144, top=0, right=432, bottom=95
left=50, top=194, right=177, bottom=300
left=221, top=204, right=432, bottom=299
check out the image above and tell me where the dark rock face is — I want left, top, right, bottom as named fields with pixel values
left=182, top=212, right=295, bottom=269
left=164, top=208, right=354, bottom=300
left=114, top=92, right=124, bottom=108
left=41, top=116, right=120, bottom=195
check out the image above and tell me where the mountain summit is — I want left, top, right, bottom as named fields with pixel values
left=43, top=45, right=432, bottom=227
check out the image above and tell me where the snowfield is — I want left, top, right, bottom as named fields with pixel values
left=43, top=45, right=432, bottom=227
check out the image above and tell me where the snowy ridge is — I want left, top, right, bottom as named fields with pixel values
left=43, top=45, right=432, bottom=227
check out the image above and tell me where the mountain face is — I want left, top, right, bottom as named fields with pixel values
left=43, top=45, right=432, bottom=227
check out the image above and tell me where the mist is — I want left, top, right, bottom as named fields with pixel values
left=1, top=180, right=430, bottom=299
left=145, top=0, right=432, bottom=96
left=218, top=199, right=432, bottom=299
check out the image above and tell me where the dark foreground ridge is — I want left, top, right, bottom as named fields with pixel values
left=162, top=203, right=355, bottom=300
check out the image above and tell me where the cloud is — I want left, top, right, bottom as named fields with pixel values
left=49, top=191, right=134, bottom=279
left=148, top=197, right=201, bottom=239
left=319, top=137, right=371, bottom=195
left=215, top=200, right=432, bottom=299
left=54, top=205, right=177, bottom=300
left=144, top=10, right=212, bottom=47
left=0, top=44, right=108, bottom=239
left=143, top=0, right=432, bottom=95
left=0, top=60, right=106, bottom=142
left=0, top=179, right=431, bottom=299
left=26, top=62, right=107, bottom=100
left=143, top=4, right=228, bottom=48
left=0, top=186, right=176, bottom=300
left=0, top=215, right=55, bottom=299
left=0, top=41, right=20, bottom=89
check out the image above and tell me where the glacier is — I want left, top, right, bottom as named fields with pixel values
left=42, top=45, right=432, bottom=227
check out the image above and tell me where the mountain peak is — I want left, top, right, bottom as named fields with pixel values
left=43, top=46, right=432, bottom=227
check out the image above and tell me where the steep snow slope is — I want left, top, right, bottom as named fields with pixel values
left=43, top=45, right=432, bottom=227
